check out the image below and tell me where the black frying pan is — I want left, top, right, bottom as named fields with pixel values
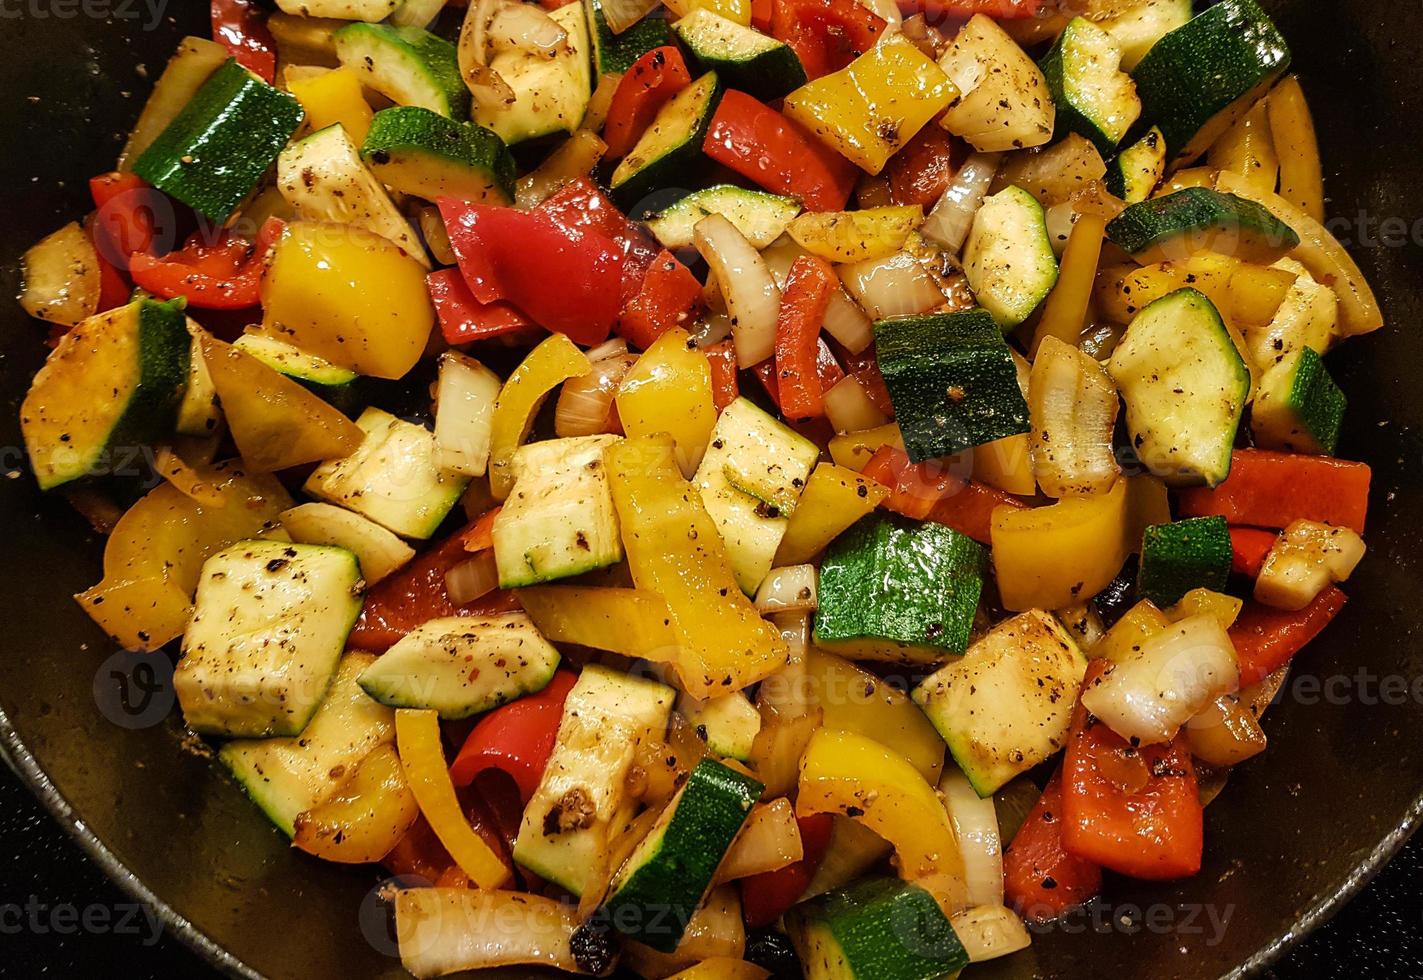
left=3, top=3, right=1423, bottom=978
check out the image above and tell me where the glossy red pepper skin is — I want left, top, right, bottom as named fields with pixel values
left=859, top=444, right=1025, bottom=542
left=448, top=671, right=579, bottom=802
left=885, top=126, right=965, bottom=208
left=89, top=172, right=160, bottom=264
left=603, top=47, right=692, bottom=159
left=773, top=255, right=837, bottom=420
left=1003, top=772, right=1103, bottom=923
left=1060, top=662, right=1204, bottom=881
left=740, top=812, right=834, bottom=929
left=1229, top=527, right=1279, bottom=578
left=756, top=336, right=843, bottom=415
left=427, top=268, right=535, bottom=345
left=129, top=218, right=283, bottom=309
left=770, top=0, right=887, bottom=79
left=348, top=519, right=522, bottom=652
left=438, top=198, right=623, bottom=346
left=895, top=0, right=1041, bottom=16
left=211, top=0, right=278, bottom=83
left=1177, top=449, right=1371, bottom=534
left=832, top=340, right=894, bottom=415
left=702, top=91, right=857, bottom=212
left=618, top=249, right=704, bottom=351
left=1231, top=586, right=1348, bottom=687
left=704, top=340, right=741, bottom=412
left=537, top=177, right=663, bottom=299
left=82, top=214, right=132, bottom=314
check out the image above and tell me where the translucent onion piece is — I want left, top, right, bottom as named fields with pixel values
left=1028, top=335, right=1120, bottom=498
left=939, top=768, right=1003, bottom=907
left=822, top=374, right=889, bottom=435
left=753, top=565, right=819, bottom=614
left=1184, top=693, right=1268, bottom=767
left=554, top=351, right=635, bottom=437
left=444, top=551, right=500, bottom=606
left=694, top=214, right=781, bottom=367
left=458, top=0, right=517, bottom=107
left=920, top=153, right=1000, bottom=253
left=586, top=336, right=630, bottom=362
left=488, top=1, right=568, bottom=54
left=838, top=250, right=944, bottom=321
left=601, top=0, right=659, bottom=34
left=715, top=798, right=803, bottom=882
left=395, top=888, right=590, bottom=977
left=822, top=286, right=875, bottom=354
left=949, top=905, right=1033, bottom=963
left=434, top=351, right=502, bottom=478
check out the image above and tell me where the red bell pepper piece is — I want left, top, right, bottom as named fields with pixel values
left=703, top=91, right=857, bottom=212
left=1231, top=586, right=1348, bottom=687
left=603, top=47, right=692, bottom=159
left=833, top=340, right=894, bottom=416
left=773, top=255, right=837, bottom=420
left=128, top=218, right=283, bottom=310
left=438, top=198, right=623, bottom=346
left=349, top=518, right=523, bottom=651
left=896, top=0, right=1041, bottom=17
left=927, top=480, right=1026, bottom=545
left=89, top=172, right=160, bottom=264
left=757, top=335, right=844, bottom=413
left=1003, top=772, right=1103, bottom=923
left=618, top=249, right=705, bottom=351
left=1229, top=527, right=1279, bottom=578
left=771, top=0, right=886, bottom=80
left=1060, top=662, right=1204, bottom=880
left=704, top=340, right=741, bottom=413
left=427, top=267, right=535, bottom=345
left=1177, top=449, right=1371, bottom=534
left=211, top=0, right=278, bottom=83
left=82, top=214, right=131, bottom=314
left=751, top=0, right=774, bottom=30
left=461, top=505, right=502, bottom=553
left=740, top=812, right=834, bottom=929
left=449, top=670, right=579, bottom=802
left=885, top=126, right=965, bottom=208
left=859, top=445, right=1024, bottom=542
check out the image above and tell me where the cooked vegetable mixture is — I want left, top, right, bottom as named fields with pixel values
left=15, top=0, right=1383, bottom=976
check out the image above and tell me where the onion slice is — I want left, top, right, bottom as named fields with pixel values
left=949, top=905, right=1032, bottom=963
left=939, top=768, right=1003, bottom=907
left=754, top=565, right=819, bottom=614
left=554, top=350, right=635, bottom=437
left=434, top=352, right=502, bottom=478
left=395, top=888, right=592, bottom=977
left=601, top=0, right=659, bottom=33
left=694, top=214, right=781, bottom=367
left=715, top=798, right=803, bottom=881
left=838, top=250, right=944, bottom=321
left=1027, top=335, right=1120, bottom=498
left=823, top=374, right=889, bottom=435
left=458, top=0, right=517, bottom=108
left=445, top=551, right=500, bottom=606
left=487, top=1, right=568, bottom=55
left=920, top=153, right=1001, bottom=253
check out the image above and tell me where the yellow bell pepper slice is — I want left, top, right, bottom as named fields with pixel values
left=1096, top=253, right=1297, bottom=330
left=662, top=0, right=752, bottom=25
left=827, top=423, right=904, bottom=470
left=970, top=434, right=1037, bottom=496
left=667, top=960, right=770, bottom=980
left=787, top=206, right=924, bottom=264
left=1125, top=473, right=1172, bottom=552
left=288, top=67, right=373, bottom=144
left=1267, top=76, right=1325, bottom=224
left=991, top=478, right=1130, bottom=611
left=606, top=435, right=787, bottom=697
left=489, top=333, right=591, bottom=499
left=616, top=326, right=717, bottom=478
left=1167, top=588, right=1243, bottom=631
left=797, top=728, right=963, bottom=882
left=783, top=38, right=957, bottom=175
left=260, top=220, right=434, bottom=380
left=395, top=708, right=510, bottom=890
left=775, top=463, right=887, bottom=564
left=1206, top=99, right=1278, bottom=198
left=293, top=743, right=419, bottom=864
left=1031, top=211, right=1106, bottom=356
left=1093, top=599, right=1169, bottom=663
left=516, top=586, right=678, bottom=661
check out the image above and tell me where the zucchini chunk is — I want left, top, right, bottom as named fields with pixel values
left=1101, top=0, right=1193, bottom=71
left=602, top=758, right=762, bottom=952
left=874, top=308, right=1030, bottom=463
left=279, top=502, right=415, bottom=584
left=133, top=59, right=304, bottom=222
left=232, top=333, right=366, bottom=417
left=1251, top=346, right=1346, bottom=454
left=672, top=8, right=806, bottom=102
left=693, top=397, right=820, bottom=595
left=612, top=72, right=724, bottom=211
left=304, top=407, right=469, bottom=539
left=475, top=3, right=592, bottom=146
left=175, top=541, right=364, bottom=738
left=277, top=124, right=429, bottom=266
left=644, top=184, right=801, bottom=250
left=218, top=652, right=394, bottom=836
left=787, top=876, right=970, bottom=980
left=21, top=298, right=190, bottom=491
left=361, top=106, right=515, bottom=204
left=678, top=692, right=761, bottom=762
left=334, top=23, right=469, bottom=118
left=1039, top=16, right=1141, bottom=157
left=815, top=513, right=986, bottom=663
left=357, top=612, right=561, bottom=718
left=1108, top=288, right=1250, bottom=487
left=1138, top=516, right=1232, bottom=607
left=513, top=664, right=675, bottom=897
left=962, top=186, right=1059, bottom=329
left=586, top=0, right=671, bottom=75
left=1105, top=125, right=1167, bottom=203
left=913, top=609, right=1087, bottom=796
left=492, top=434, right=624, bottom=588
left=1131, top=0, right=1291, bottom=168
left=1106, top=186, right=1300, bottom=265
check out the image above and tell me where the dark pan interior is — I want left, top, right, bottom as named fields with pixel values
left=3, top=4, right=1422, bottom=978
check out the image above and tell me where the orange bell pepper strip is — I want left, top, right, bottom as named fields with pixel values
left=1003, top=771, right=1102, bottom=923
left=884, top=126, right=963, bottom=208
left=603, top=47, right=692, bottom=159
left=1230, top=586, right=1348, bottom=687
left=860, top=445, right=1025, bottom=542
left=1060, top=662, right=1203, bottom=881
left=1177, top=449, right=1371, bottom=534
left=704, top=340, right=741, bottom=413
left=1229, top=527, right=1279, bottom=578
left=772, top=255, right=838, bottom=420
left=618, top=249, right=705, bottom=351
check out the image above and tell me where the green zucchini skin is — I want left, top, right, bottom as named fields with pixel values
left=602, top=758, right=762, bottom=952
left=587, top=0, right=671, bottom=75
left=610, top=72, right=723, bottom=213
left=815, top=513, right=986, bottom=662
left=1138, top=515, right=1232, bottom=606
left=1130, top=0, right=1290, bottom=168
left=133, top=59, right=304, bottom=222
left=1105, top=125, right=1167, bottom=203
left=334, top=22, right=471, bottom=119
left=1039, top=16, right=1140, bottom=157
left=874, top=308, right=1030, bottom=463
left=361, top=106, right=516, bottom=204
left=1251, top=346, right=1347, bottom=455
left=672, top=8, right=806, bottom=102
left=1106, top=186, right=1300, bottom=264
